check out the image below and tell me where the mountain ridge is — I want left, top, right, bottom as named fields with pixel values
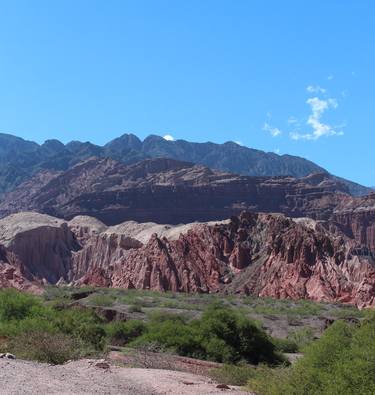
left=0, top=156, right=352, bottom=225
left=0, top=132, right=371, bottom=197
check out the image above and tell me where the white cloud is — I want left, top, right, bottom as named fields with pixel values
left=306, top=85, right=326, bottom=94
left=290, top=97, right=343, bottom=141
left=274, top=148, right=280, bottom=154
left=234, top=140, right=243, bottom=146
left=327, top=75, right=334, bottom=81
left=163, top=134, right=175, bottom=141
left=263, top=122, right=282, bottom=137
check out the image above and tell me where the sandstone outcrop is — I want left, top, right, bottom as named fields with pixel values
left=73, top=212, right=375, bottom=307
left=0, top=212, right=79, bottom=285
left=0, top=211, right=374, bottom=307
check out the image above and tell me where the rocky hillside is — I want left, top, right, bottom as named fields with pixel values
left=0, top=132, right=371, bottom=197
left=0, top=157, right=352, bottom=224
left=1, top=156, right=373, bottom=256
left=0, top=211, right=374, bottom=307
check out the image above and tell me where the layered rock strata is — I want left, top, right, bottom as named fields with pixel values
left=0, top=211, right=374, bottom=307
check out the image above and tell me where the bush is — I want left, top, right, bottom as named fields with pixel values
left=54, top=308, right=107, bottom=350
left=247, top=365, right=292, bottom=395
left=0, top=289, right=40, bottom=321
left=199, top=304, right=285, bottom=364
left=131, top=314, right=204, bottom=358
left=0, top=290, right=107, bottom=358
left=287, top=327, right=315, bottom=350
left=8, top=330, right=80, bottom=364
left=273, top=337, right=299, bottom=353
left=76, top=323, right=107, bottom=351
left=106, top=320, right=146, bottom=346
left=247, top=314, right=375, bottom=395
left=130, top=304, right=285, bottom=365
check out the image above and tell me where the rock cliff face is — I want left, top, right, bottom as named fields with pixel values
left=73, top=212, right=375, bottom=307
left=0, top=157, right=351, bottom=225
left=332, top=194, right=375, bottom=254
left=0, top=211, right=374, bottom=307
left=0, top=245, right=42, bottom=293
left=0, top=212, right=79, bottom=285
left=2, top=157, right=372, bottom=259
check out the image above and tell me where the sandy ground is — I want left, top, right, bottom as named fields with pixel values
left=0, top=358, right=252, bottom=395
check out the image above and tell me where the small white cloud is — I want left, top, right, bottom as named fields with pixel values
left=306, top=85, right=326, bottom=94
left=266, top=111, right=272, bottom=118
left=234, top=140, right=243, bottom=146
left=163, top=134, right=175, bottom=141
left=263, top=122, right=282, bottom=137
left=274, top=148, right=280, bottom=154
left=327, top=75, right=334, bottom=81
left=290, top=97, right=343, bottom=141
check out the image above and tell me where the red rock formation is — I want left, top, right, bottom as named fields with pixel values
left=0, top=211, right=374, bottom=307
left=0, top=245, right=42, bottom=294
left=0, top=212, right=79, bottom=285
left=332, top=193, right=375, bottom=254
left=4, top=157, right=374, bottom=261
left=73, top=212, right=375, bottom=308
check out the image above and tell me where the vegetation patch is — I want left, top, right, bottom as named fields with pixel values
left=130, top=303, right=286, bottom=365
left=0, top=289, right=107, bottom=363
left=1, top=284, right=369, bottom=388
left=209, top=364, right=256, bottom=386
left=247, top=312, right=375, bottom=395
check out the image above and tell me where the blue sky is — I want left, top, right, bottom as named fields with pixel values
left=0, top=1, right=374, bottom=186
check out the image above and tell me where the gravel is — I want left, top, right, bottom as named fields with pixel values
left=0, top=358, right=251, bottom=394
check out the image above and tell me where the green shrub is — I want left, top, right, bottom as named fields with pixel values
left=106, top=320, right=146, bottom=346
left=54, top=308, right=106, bottom=350
left=247, top=315, right=375, bottom=395
left=131, top=304, right=284, bottom=365
left=76, top=323, right=107, bottom=350
left=199, top=304, right=285, bottom=364
left=273, top=337, right=299, bottom=353
left=131, top=314, right=204, bottom=358
left=247, top=365, right=292, bottom=395
left=8, top=330, right=80, bottom=364
left=287, top=327, right=315, bottom=351
left=0, top=290, right=107, bottom=356
left=0, top=289, right=40, bottom=321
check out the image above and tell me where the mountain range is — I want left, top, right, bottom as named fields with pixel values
left=1, top=208, right=374, bottom=307
left=0, top=131, right=374, bottom=307
left=0, top=132, right=371, bottom=197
